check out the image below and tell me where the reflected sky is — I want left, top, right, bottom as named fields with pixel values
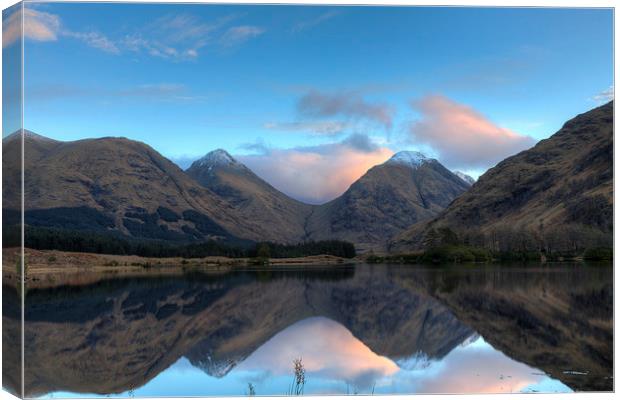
left=45, top=316, right=571, bottom=398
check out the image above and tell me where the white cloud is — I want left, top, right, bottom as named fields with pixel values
left=63, top=31, right=119, bottom=54
left=220, top=25, right=265, bottom=47
left=2, top=6, right=119, bottom=55
left=292, top=10, right=341, bottom=33
left=3, top=8, right=261, bottom=61
left=591, top=86, right=614, bottom=104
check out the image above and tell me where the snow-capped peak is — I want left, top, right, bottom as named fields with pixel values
left=453, top=171, right=476, bottom=186
left=194, top=149, right=239, bottom=169
left=385, top=151, right=431, bottom=168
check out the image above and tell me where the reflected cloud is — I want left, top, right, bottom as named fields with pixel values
left=399, top=336, right=560, bottom=394
left=239, top=317, right=398, bottom=389
left=233, top=317, right=570, bottom=395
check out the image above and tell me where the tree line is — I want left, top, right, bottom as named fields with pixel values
left=420, top=224, right=612, bottom=262
left=3, top=225, right=356, bottom=259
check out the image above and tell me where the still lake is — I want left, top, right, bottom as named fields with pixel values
left=4, top=263, right=613, bottom=397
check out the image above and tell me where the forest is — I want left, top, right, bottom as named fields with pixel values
left=2, top=225, right=357, bottom=259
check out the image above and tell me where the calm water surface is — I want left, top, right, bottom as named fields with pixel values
left=3, top=263, right=613, bottom=397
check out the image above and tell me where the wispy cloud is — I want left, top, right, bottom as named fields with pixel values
left=121, top=13, right=230, bottom=60
left=3, top=8, right=60, bottom=48
left=237, top=133, right=393, bottom=204
left=591, top=86, right=614, bottom=104
left=238, top=137, right=271, bottom=154
left=408, top=95, right=536, bottom=170
left=264, top=120, right=348, bottom=136
left=297, top=90, right=394, bottom=131
left=292, top=10, right=341, bottom=33
left=63, top=30, right=119, bottom=54
left=4, top=7, right=261, bottom=60
left=220, top=25, right=265, bottom=47
left=2, top=6, right=119, bottom=55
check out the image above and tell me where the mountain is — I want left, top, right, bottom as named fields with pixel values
left=306, top=151, right=470, bottom=251
left=391, top=101, right=613, bottom=252
left=2, top=133, right=278, bottom=244
left=4, top=132, right=471, bottom=250
left=186, top=149, right=313, bottom=243
left=453, top=171, right=475, bottom=186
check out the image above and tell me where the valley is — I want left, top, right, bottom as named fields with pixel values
left=2, top=102, right=613, bottom=263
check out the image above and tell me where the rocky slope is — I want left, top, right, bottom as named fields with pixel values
left=4, top=132, right=470, bottom=250
left=307, top=151, right=470, bottom=251
left=391, top=101, right=613, bottom=252
left=186, top=149, right=313, bottom=244
left=2, top=132, right=272, bottom=244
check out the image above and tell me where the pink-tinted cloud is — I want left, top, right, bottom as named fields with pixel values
left=409, top=95, right=536, bottom=169
left=238, top=134, right=393, bottom=204
left=239, top=317, right=398, bottom=389
left=3, top=8, right=60, bottom=48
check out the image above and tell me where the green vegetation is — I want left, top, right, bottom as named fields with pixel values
left=253, top=243, right=271, bottom=265
left=5, top=225, right=355, bottom=260
left=377, top=226, right=611, bottom=265
left=424, top=226, right=612, bottom=263
left=253, top=240, right=356, bottom=259
left=584, top=247, right=613, bottom=261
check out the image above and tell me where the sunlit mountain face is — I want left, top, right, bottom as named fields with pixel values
left=4, top=264, right=611, bottom=398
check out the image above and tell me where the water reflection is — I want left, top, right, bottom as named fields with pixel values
left=48, top=317, right=571, bottom=398
left=2, top=263, right=612, bottom=397
left=240, top=317, right=399, bottom=391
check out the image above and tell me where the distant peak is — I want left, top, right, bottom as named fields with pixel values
left=453, top=171, right=476, bottom=186
left=385, top=151, right=432, bottom=168
left=192, top=149, right=241, bottom=170
left=3, top=129, right=59, bottom=143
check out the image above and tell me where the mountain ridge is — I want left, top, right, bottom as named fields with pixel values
left=390, top=101, right=613, bottom=252
left=186, top=148, right=314, bottom=243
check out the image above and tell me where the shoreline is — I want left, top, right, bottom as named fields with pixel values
left=2, top=247, right=359, bottom=288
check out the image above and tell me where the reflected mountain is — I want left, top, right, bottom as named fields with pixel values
left=425, top=265, right=613, bottom=391
left=2, top=264, right=612, bottom=397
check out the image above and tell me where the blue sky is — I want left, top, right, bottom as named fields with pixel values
left=2, top=3, right=614, bottom=203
